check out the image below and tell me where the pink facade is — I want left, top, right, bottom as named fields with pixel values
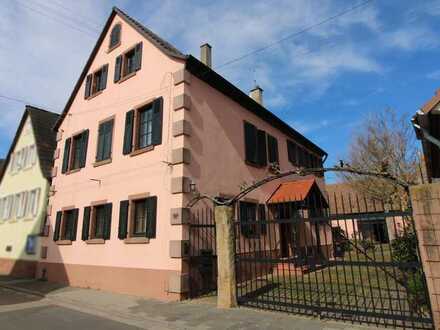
left=39, top=8, right=326, bottom=300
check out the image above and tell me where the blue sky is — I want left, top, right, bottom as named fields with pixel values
left=1, top=0, right=439, bottom=182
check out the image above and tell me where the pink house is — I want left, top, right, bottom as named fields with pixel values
left=39, top=7, right=326, bottom=301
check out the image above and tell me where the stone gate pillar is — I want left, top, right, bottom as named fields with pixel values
left=411, top=183, right=440, bottom=329
left=214, top=205, right=237, bottom=308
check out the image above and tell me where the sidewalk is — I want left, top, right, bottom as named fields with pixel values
left=0, top=277, right=383, bottom=330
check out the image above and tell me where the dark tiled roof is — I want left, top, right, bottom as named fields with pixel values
left=54, top=7, right=326, bottom=157
left=0, top=106, right=59, bottom=183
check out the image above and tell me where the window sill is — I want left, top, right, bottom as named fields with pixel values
left=118, top=71, right=136, bottom=84
left=124, top=237, right=149, bottom=244
left=56, top=240, right=72, bottom=246
left=86, top=238, right=105, bottom=245
left=107, top=42, right=121, bottom=53
left=129, top=145, right=154, bottom=157
left=86, top=90, right=103, bottom=101
left=65, top=168, right=81, bottom=175
left=93, top=158, right=112, bottom=167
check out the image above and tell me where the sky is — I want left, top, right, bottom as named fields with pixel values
left=1, top=0, right=440, bottom=182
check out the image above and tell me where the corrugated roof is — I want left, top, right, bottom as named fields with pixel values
left=268, top=178, right=316, bottom=203
left=0, top=106, right=59, bottom=183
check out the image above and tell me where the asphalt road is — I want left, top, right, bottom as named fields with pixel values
left=0, top=287, right=140, bottom=330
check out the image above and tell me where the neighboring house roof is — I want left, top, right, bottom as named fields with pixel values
left=0, top=159, right=4, bottom=176
left=420, top=88, right=440, bottom=114
left=0, top=106, right=59, bottom=183
left=325, top=183, right=386, bottom=214
left=268, top=177, right=323, bottom=204
left=54, top=7, right=326, bottom=157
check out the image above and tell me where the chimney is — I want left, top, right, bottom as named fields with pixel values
left=200, top=43, right=212, bottom=68
left=249, top=86, right=263, bottom=105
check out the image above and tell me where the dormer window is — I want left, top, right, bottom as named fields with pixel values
left=85, top=64, right=108, bottom=99
left=109, top=24, right=121, bottom=50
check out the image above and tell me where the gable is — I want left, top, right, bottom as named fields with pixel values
left=54, top=7, right=186, bottom=131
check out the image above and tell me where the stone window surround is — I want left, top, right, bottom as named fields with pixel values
left=129, top=97, right=156, bottom=158
left=124, top=192, right=151, bottom=244
left=56, top=206, right=76, bottom=245
left=86, top=199, right=109, bottom=244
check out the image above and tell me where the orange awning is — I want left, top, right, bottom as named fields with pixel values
left=268, top=178, right=316, bottom=204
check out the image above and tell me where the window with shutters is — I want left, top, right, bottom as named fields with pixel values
left=109, top=24, right=121, bottom=50
left=93, top=205, right=106, bottom=239
left=95, top=118, right=114, bottom=164
left=267, top=134, right=279, bottom=164
left=85, top=64, right=108, bottom=99
left=239, top=201, right=259, bottom=238
left=117, top=196, right=157, bottom=242
left=61, top=209, right=77, bottom=241
left=244, top=121, right=268, bottom=167
left=82, top=203, right=112, bottom=242
left=62, top=130, right=89, bottom=174
left=123, top=97, right=163, bottom=156
left=114, top=43, right=142, bottom=83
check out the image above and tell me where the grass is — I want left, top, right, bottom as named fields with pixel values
left=236, top=244, right=432, bottom=329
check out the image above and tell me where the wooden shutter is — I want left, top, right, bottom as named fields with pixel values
left=100, top=64, right=108, bottom=91
left=118, top=200, right=129, bottom=239
left=53, top=211, right=62, bottom=241
left=114, top=55, right=122, bottom=82
left=71, top=208, right=79, bottom=241
left=134, top=42, right=142, bottom=71
left=257, top=129, right=267, bottom=166
left=258, top=204, right=267, bottom=235
left=96, top=123, right=105, bottom=162
left=104, top=203, right=113, bottom=240
left=244, top=122, right=257, bottom=164
left=61, top=138, right=71, bottom=174
left=82, top=207, right=91, bottom=241
left=146, top=196, right=157, bottom=238
left=267, top=134, right=279, bottom=163
left=123, top=110, right=134, bottom=155
left=152, top=97, right=163, bottom=146
left=79, top=130, right=89, bottom=168
left=85, top=74, right=92, bottom=98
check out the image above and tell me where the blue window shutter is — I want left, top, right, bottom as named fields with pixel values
left=53, top=211, right=62, bottom=241
left=114, top=55, right=122, bottom=82
left=100, top=64, right=108, bottom=91
left=134, top=42, right=142, bottom=71
left=104, top=203, right=113, bottom=240
left=118, top=200, right=129, bottom=239
left=79, top=130, right=89, bottom=168
left=85, top=74, right=92, bottom=98
left=146, top=196, right=157, bottom=239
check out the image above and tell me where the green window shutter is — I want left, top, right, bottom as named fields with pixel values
left=71, top=208, right=79, bottom=241
left=123, top=110, right=134, bottom=155
left=104, top=203, right=113, bottom=240
left=96, top=123, right=105, bottom=162
left=79, top=130, right=89, bottom=168
left=267, top=135, right=279, bottom=164
left=100, top=64, right=108, bottom=91
left=146, top=196, right=157, bottom=238
left=118, top=200, right=129, bottom=239
left=85, top=74, right=92, bottom=98
left=257, top=129, right=267, bottom=166
left=82, top=207, right=91, bottom=241
left=61, top=138, right=71, bottom=174
left=244, top=122, right=257, bottom=164
left=134, top=42, right=143, bottom=71
left=53, top=211, right=62, bottom=241
left=152, top=97, right=163, bottom=146
left=104, top=120, right=113, bottom=160
left=114, top=55, right=122, bottom=82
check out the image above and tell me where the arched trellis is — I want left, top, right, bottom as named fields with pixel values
left=186, top=165, right=412, bottom=208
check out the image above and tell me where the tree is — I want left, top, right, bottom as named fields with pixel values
left=340, top=108, right=420, bottom=205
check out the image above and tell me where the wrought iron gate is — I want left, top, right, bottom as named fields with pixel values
left=234, top=195, right=433, bottom=329
left=188, top=208, right=217, bottom=298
